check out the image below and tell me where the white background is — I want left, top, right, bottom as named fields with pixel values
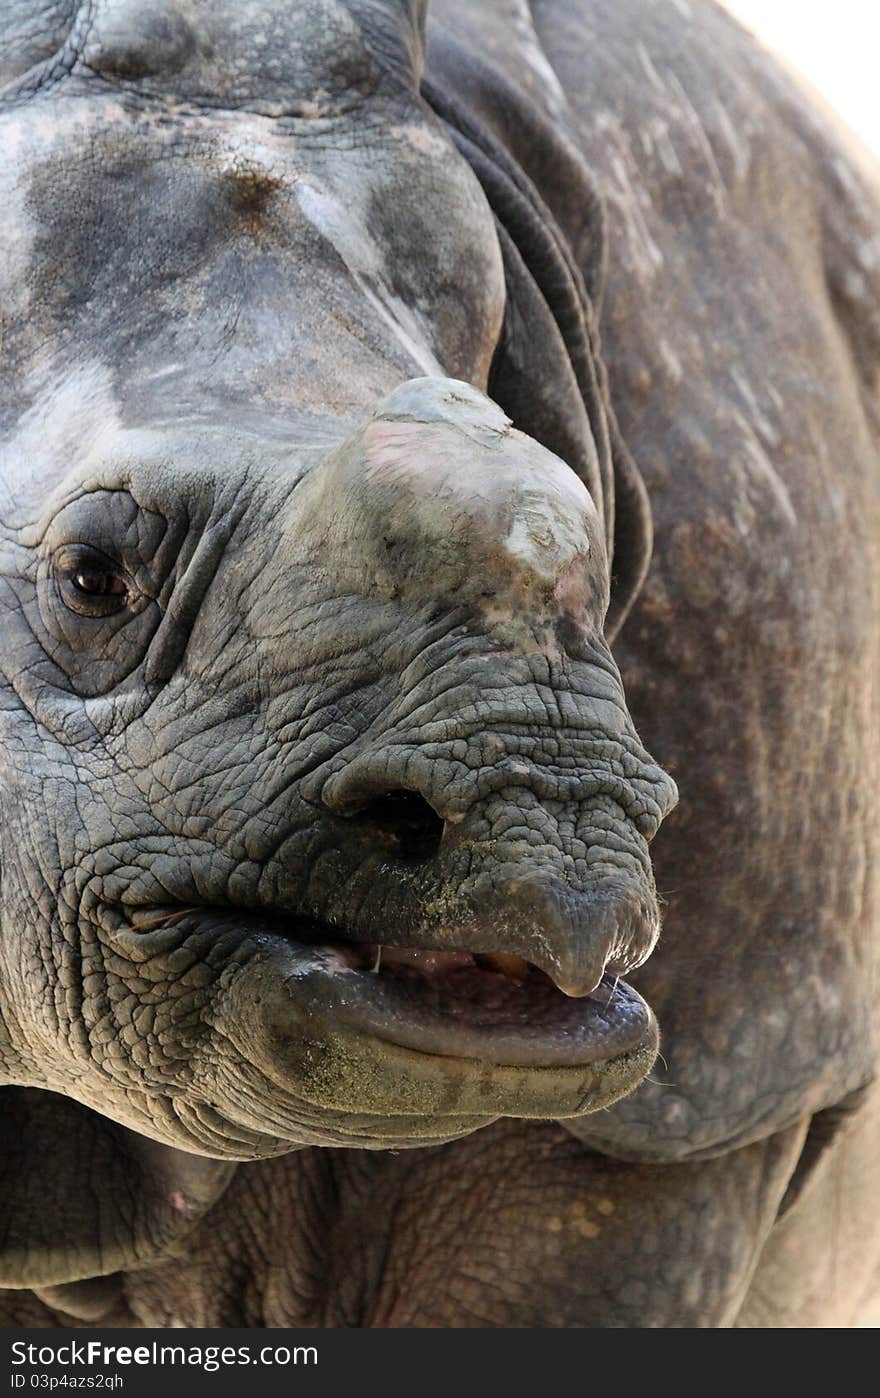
left=722, top=0, right=880, bottom=158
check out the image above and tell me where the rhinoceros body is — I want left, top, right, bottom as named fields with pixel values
left=0, top=0, right=878, bottom=1327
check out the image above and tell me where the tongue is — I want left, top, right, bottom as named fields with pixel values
left=376, top=946, right=532, bottom=984
left=378, top=947, right=474, bottom=973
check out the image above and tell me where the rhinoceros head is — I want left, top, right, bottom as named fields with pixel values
left=0, top=0, right=676, bottom=1285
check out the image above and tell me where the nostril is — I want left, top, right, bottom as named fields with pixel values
left=349, top=789, right=445, bottom=863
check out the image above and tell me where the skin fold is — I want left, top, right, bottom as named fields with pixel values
left=0, top=0, right=878, bottom=1326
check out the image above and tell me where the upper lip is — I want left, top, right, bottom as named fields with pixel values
left=120, top=891, right=653, bottom=997
left=305, top=876, right=658, bottom=998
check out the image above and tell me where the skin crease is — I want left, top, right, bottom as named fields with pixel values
left=0, top=0, right=878, bottom=1328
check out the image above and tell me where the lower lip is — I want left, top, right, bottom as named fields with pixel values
left=279, top=942, right=656, bottom=1071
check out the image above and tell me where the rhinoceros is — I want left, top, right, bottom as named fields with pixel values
left=0, top=0, right=878, bottom=1329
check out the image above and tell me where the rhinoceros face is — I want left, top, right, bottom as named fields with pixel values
left=0, top=0, right=677, bottom=1164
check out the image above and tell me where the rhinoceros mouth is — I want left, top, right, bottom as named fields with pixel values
left=299, top=939, right=656, bottom=1070
left=116, top=903, right=655, bottom=1067
left=110, top=904, right=658, bottom=1134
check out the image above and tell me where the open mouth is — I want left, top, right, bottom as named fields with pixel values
left=292, top=939, right=654, bottom=1069
left=115, top=906, right=657, bottom=1077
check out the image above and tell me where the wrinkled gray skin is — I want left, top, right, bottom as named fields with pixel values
left=0, top=0, right=879, bottom=1328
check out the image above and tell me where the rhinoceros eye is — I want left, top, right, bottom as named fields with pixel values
left=72, top=569, right=127, bottom=597
left=54, top=545, right=131, bottom=618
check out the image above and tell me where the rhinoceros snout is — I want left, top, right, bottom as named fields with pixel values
left=282, top=377, right=671, bottom=997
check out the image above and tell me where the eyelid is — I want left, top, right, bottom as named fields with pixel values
left=53, top=542, right=127, bottom=574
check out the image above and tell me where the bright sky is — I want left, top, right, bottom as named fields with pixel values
left=722, top=0, right=880, bottom=158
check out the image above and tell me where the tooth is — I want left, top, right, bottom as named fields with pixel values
left=476, top=952, right=529, bottom=982
left=370, top=945, right=383, bottom=974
